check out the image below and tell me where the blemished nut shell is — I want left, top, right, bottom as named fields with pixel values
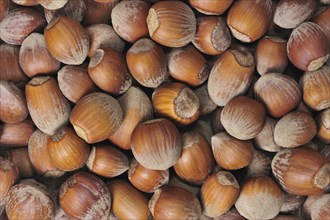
left=207, top=50, right=255, bottom=106
left=0, top=81, right=28, bottom=124
left=188, top=0, right=233, bottom=15
left=274, top=111, right=317, bottom=148
left=149, top=186, right=202, bottom=219
left=126, top=38, right=167, bottom=88
left=69, top=92, right=123, bottom=144
left=111, top=0, right=150, bottom=43
left=272, top=147, right=330, bottom=195
left=235, top=176, right=282, bottom=220
left=193, top=84, right=217, bottom=116
left=25, top=76, right=71, bottom=136
left=211, top=132, right=254, bottom=170
left=310, top=194, right=330, bottom=220
left=0, top=0, right=10, bottom=22
left=146, top=1, right=196, bottom=47
left=83, top=0, right=115, bottom=26
left=38, top=0, right=68, bottom=10
left=254, top=73, right=301, bottom=118
left=221, top=96, right=266, bottom=140
left=0, top=8, right=46, bottom=45
left=300, top=65, right=330, bottom=111
left=44, top=16, right=89, bottom=65
left=6, top=180, right=55, bottom=220
left=200, top=171, right=240, bottom=217
left=19, top=33, right=61, bottom=77
left=226, top=0, right=273, bottom=42
left=245, top=150, right=272, bottom=178
left=6, top=148, right=35, bottom=178
left=287, top=22, right=329, bottom=72
left=59, top=172, right=111, bottom=220
left=254, top=117, right=281, bottom=152
left=128, top=159, right=169, bottom=193
left=131, top=118, right=182, bottom=170
left=273, top=0, right=316, bottom=29
left=280, top=190, right=305, bottom=213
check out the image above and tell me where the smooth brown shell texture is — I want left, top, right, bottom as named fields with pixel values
left=0, top=81, right=28, bottom=124
left=44, top=15, right=89, bottom=65
left=255, top=36, right=288, bottom=75
left=19, top=33, right=61, bottom=77
left=208, top=50, right=255, bottom=106
left=192, top=16, right=231, bottom=55
left=211, top=132, right=254, bottom=170
left=6, top=181, right=55, bottom=220
left=235, top=176, right=282, bottom=220
left=220, top=96, right=266, bottom=140
left=149, top=186, right=202, bottom=219
left=59, top=172, right=111, bottom=220
left=0, top=44, right=28, bottom=82
left=188, top=0, right=233, bottom=15
left=200, top=171, right=240, bottom=217
left=131, top=118, right=182, bottom=170
left=128, top=159, right=169, bottom=193
left=0, top=119, right=34, bottom=147
left=272, top=147, right=330, bottom=195
left=254, top=73, right=301, bottom=118
left=25, top=76, right=71, bottom=136
left=226, top=0, right=273, bottom=42
left=300, top=65, right=330, bottom=111
left=107, top=180, right=150, bottom=220
left=273, top=0, right=316, bottom=29
left=274, top=111, right=317, bottom=148
left=111, top=0, right=149, bottom=43
left=69, top=92, right=123, bottom=144
left=147, top=1, right=196, bottom=47
left=0, top=8, right=46, bottom=45
left=126, top=38, right=167, bottom=88
left=287, top=22, right=329, bottom=72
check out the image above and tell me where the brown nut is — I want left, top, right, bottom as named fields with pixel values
left=25, top=76, right=71, bottom=135
left=69, top=92, right=123, bottom=144
left=111, top=0, right=150, bottom=43
left=272, top=147, right=330, bottom=195
left=168, top=45, right=210, bottom=86
left=147, top=1, right=196, bottom=47
left=0, top=81, right=28, bottom=124
left=128, top=159, right=169, bottom=193
left=201, top=171, right=240, bottom=217
left=254, top=117, right=281, bottom=152
left=44, top=0, right=86, bottom=23
left=6, top=148, right=35, bottom=178
left=149, top=186, right=202, bottom=219
left=235, top=176, right=282, bottom=220
left=221, top=96, right=266, bottom=140
left=188, top=0, right=233, bottom=15
left=227, top=0, right=273, bottom=42
left=0, top=119, right=34, bottom=147
left=316, top=108, right=330, bottom=144
left=152, top=82, right=200, bottom=125
left=126, top=38, right=167, bottom=88
left=0, top=8, right=46, bottom=45
left=19, top=33, right=61, bottom=77
left=131, top=118, right=182, bottom=170
left=207, top=50, right=255, bottom=106
left=44, top=16, right=89, bottom=65
left=0, top=157, right=19, bottom=206
left=86, top=144, right=128, bottom=178
left=88, top=48, right=132, bottom=95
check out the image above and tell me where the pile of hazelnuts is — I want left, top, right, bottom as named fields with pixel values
left=0, top=0, right=329, bottom=219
